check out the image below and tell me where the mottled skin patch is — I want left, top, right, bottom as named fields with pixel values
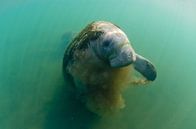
left=63, top=22, right=104, bottom=70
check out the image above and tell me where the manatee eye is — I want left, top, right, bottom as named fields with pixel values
left=101, top=39, right=114, bottom=58
left=102, top=40, right=111, bottom=48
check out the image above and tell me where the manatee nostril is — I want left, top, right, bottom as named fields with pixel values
left=122, top=45, right=133, bottom=58
left=127, top=51, right=132, bottom=58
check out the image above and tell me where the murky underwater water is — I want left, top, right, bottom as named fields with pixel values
left=0, top=0, right=196, bottom=129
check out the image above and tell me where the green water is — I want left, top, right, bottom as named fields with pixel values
left=0, top=0, right=196, bottom=129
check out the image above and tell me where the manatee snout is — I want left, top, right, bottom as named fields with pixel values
left=92, top=27, right=157, bottom=81
left=109, top=43, right=136, bottom=68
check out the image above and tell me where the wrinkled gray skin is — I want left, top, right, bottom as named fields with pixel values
left=63, top=21, right=157, bottom=81
left=89, top=24, right=135, bottom=68
left=87, top=21, right=156, bottom=81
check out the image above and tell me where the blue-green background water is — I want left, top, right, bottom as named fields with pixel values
left=0, top=0, right=196, bottom=129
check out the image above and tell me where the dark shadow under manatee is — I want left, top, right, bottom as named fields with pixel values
left=44, top=33, right=99, bottom=129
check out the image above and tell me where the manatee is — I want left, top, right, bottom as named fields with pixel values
left=63, top=21, right=157, bottom=115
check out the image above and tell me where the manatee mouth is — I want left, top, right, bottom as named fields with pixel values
left=109, top=44, right=135, bottom=68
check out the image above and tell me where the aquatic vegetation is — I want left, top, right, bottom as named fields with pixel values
left=63, top=21, right=156, bottom=116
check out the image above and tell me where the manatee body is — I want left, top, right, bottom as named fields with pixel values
left=63, top=21, right=157, bottom=115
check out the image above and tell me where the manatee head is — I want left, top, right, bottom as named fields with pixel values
left=89, top=21, right=136, bottom=68
left=88, top=21, right=156, bottom=81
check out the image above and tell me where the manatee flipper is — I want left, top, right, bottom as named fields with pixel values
left=61, top=32, right=77, bottom=45
left=133, top=54, right=157, bottom=81
left=53, top=32, right=76, bottom=62
left=62, top=32, right=77, bottom=73
left=62, top=32, right=78, bottom=87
